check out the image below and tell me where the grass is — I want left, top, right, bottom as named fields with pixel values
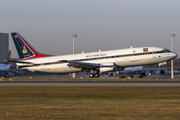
left=0, top=86, right=180, bottom=120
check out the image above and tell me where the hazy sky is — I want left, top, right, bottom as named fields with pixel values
left=0, top=0, right=180, bottom=58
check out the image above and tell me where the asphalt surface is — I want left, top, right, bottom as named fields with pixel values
left=1, top=81, right=180, bottom=86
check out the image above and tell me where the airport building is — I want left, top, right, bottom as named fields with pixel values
left=0, top=33, right=9, bottom=64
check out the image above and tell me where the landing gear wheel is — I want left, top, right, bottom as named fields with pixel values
left=119, top=76, right=125, bottom=78
left=94, top=73, right=100, bottom=78
left=89, top=73, right=95, bottom=78
left=130, top=75, right=134, bottom=78
left=139, top=76, right=143, bottom=78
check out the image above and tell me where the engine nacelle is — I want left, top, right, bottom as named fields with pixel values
left=109, top=72, right=116, bottom=77
left=160, top=70, right=165, bottom=74
left=99, top=62, right=116, bottom=73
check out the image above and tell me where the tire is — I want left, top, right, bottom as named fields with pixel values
left=139, top=76, right=143, bottom=78
left=94, top=73, right=100, bottom=78
left=89, top=73, right=94, bottom=78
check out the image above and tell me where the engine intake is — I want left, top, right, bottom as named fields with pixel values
left=109, top=72, right=116, bottom=77
left=160, top=70, right=165, bottom=74
left=140, top=72, right=147, bottom=76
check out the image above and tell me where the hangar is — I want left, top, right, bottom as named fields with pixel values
left=0, top=33, right=9, bottom=63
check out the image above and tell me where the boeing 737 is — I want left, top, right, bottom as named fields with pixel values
left=11, top=32, right=177, bottom=78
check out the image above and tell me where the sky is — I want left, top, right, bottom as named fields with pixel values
left=0, top=0, right=180, bottom=58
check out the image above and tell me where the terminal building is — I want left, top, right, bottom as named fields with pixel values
left=0, top=33, right=9, bottom=64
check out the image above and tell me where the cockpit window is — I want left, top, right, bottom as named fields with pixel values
left=162, top=49, right=171, bottom=53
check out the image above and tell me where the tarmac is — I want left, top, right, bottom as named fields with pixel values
left=1, top=76, right=180, bottom=86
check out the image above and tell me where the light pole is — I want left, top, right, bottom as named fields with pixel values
left=72, top=34, right=77, bottom=78
left=171, top=33, right=175, bottom=79
left=72, top=34, right=77, bottom=54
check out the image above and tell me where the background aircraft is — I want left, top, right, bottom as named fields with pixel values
left=0, top=51, right=12, bottom=78
left=109, top=66, right=166, bottom=78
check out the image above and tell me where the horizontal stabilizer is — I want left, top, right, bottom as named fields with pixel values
left=8, top=59, right=33, bottom=64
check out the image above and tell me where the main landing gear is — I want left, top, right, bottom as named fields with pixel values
left=89, top=70, right=100, bottom=78
left=139, top=76, right=143, bottom=78
left=119, top=75, right=126, bottom=78
left=89, top=73, right=100, bottom=78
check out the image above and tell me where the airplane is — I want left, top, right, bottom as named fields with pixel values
left=109, top=66, right=145, bottom=78
left=108, top=66, right=166, bottom=78
left=10, top=32, right=177, bottom=78
left=0, top=64, right=11, bottom=78
left=0, top=51, right=12, bottom=78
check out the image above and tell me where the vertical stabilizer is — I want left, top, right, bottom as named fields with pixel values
left=11, top=32, right=52, bottom=60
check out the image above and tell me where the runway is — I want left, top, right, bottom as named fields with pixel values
left=1, top=81, right=180, bottom=86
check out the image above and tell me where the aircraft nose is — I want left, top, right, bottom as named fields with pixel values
left=172, top=52, right=178, bottom=58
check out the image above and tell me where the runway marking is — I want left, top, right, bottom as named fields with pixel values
left=1, top=81, right=180, bottom=86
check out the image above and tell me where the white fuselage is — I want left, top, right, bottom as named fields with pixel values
left=17, top=47, right=177, bottom=73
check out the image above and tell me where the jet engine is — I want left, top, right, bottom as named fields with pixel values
left=99, top=62, right=116, bottom=73
left=160, top=70, right=165, bottom=75
left=109, top=72, right=116, bottom=77
left=140, top=72, right=147, bottom=77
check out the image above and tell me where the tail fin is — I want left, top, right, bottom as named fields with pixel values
left=3, top=51, right=11, bottom=64
left=5, top=51, right=11, bottom=64
left=11, top=32, right=52, bottom=60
